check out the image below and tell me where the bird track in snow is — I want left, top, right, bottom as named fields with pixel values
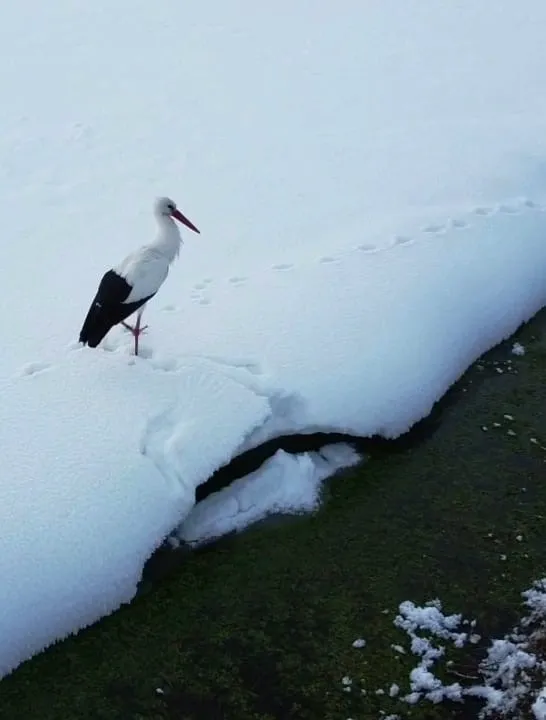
left=272, top=263, right=294, bottom=271
left=422, top=223, right=446, bottom=234
left=19, top=361, right=52, bottom=377
left=448, top=218, right=468, bottom=229
left=17, top=193, right=541, bottom=377
left=356, top=243, right=379, bottom=252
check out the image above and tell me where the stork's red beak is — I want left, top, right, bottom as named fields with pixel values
left=171, top=208, right=200, bottom=234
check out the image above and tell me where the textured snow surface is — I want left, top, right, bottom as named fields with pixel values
left=1, top=0, right=546, bottom=681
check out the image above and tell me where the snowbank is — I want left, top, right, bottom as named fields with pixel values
left=0, top=351, right=270, bottom=678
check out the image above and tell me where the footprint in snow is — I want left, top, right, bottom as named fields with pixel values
left=356, top=243, right=378, bottom=252
left=521, top=199, right=542, bottom=210
left=272, top=263, right=294, bottom=271
left=422, top=223, right=446, bottom=234
left=198, top=297, right=211, bottom=306
left=498, top=203, right=521, bottom=215
left=161, top=304, right=177, bottom=312
left=319, top=256, right=339, bottom=264
left=473, top=206, right=494, bottom=216
left=20, top=361, right=52, bottom=377
left=448, top=218, right=468, bottom=229
left=393, top=235, right=413, bottom=246
left=193, top=282, right=208, bottom=291
left=229, top=276, right=248, bottom=285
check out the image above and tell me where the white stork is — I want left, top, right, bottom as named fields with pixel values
left=79, top=196, right=200, bottom=355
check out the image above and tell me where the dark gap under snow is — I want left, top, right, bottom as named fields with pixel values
left=139, top=343, right=518, bottom=593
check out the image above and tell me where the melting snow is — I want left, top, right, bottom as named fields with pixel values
left=389, top=579, right=546, bottom=718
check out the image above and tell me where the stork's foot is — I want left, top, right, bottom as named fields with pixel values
left=121, top=321, right=149, bottom=334
left=121, top=321, right=149, bottom=356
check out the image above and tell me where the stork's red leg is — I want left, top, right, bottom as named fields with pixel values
left=119, top=308, right=149, bottom=355
left=129, top=308, right=149, bottom=355
left=134, top=310, right=141, bottom=356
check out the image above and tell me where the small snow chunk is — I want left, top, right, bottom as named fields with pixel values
left=395, top=599, right=465, bottom=641
left=500, top=554, right=507, bottom=561
left=493, top=422, right=502, bottom=428
left=428, top=683, right=463, bottom=703
left=496, top=367, right=504, bottom=373
left=404, top=691, right=422, bottom=704
left=507, top=429, right=517, bottom=436
left=531, top=438, right=539, bottom=445
left=504, top=414, right=515, bottom=421
left=342, top=675, right=352, bottom=686
left=352, top=638, right=366, bottom=648
left=392, top=644, right=406, bottom=654
left=481, top=425, right=488, bottom=431
left=512, top=342, right=526, bottom=356
left=410, top=666, right=441, bottom=692
left=155, top=688, right=165, bottom=695
left=532, top=687, right=546, bottom=719
left=516, top=535, right=523, bottom=542
left=389, top=683, right=400, bottom=697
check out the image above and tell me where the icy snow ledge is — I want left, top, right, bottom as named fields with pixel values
left=178, top=444, right=361, bottom=546
left=0, top=351, right=271, bottom=679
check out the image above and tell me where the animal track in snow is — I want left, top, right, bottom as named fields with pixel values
left=356, top=243, right=379, bottom=253
left=197, top=297, right=211, bottom=306
left=229, top=276, right=248, bottom=285
left=448, top=218, right=468, bottom=229
left=272, top=263, right=294, bottom=271
left=20, top=361, right=52, bottom=377
left=393, top=235, right=413, bottom=246
left=473, top=206, right=494, bottom=216
left=422, top=223, right=446, bottom=234
left=521, top=199, right=542, bottom=210
left=319, top=255, right=339, bottom=264
left=161, top=304, right=177, bottom=312
left=498, top=203, right=521, bottom=214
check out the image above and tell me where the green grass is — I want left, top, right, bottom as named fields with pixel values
left=1, top=314, right=545, bottom=720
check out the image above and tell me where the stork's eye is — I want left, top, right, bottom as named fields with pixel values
left=167, top=203, right=175, bottom=211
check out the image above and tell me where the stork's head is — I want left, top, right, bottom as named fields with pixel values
left=154, top=196, right=200, bottom=234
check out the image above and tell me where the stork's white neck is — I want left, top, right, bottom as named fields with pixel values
left=151, top=214, right=182, bottom=262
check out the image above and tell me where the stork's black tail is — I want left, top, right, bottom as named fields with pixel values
left=79, top=300, right=116, bottom=347
left=79, top=270, right=153, bottom=348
